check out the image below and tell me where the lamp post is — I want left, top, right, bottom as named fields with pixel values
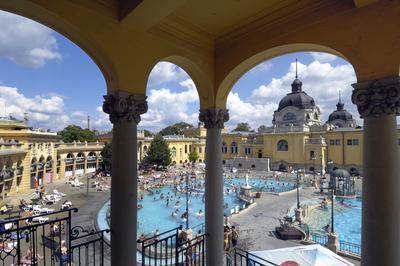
left=330, top=171, right=335, bottom=233
left=311, top=155, right=316, bottom=186
left=296, top=169, right=300, bottom=209
left=185, top=172, right=189, bottom=229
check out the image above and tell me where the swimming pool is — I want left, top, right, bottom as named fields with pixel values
left=98, top=177, right=297, bottom=238
left=305, top=198, right=361, bottom=245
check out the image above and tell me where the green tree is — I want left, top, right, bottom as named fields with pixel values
left=159, top=122, right=193, bottom=136
left=144, top=134, right=171, bottom=166
left=101, top=142, right=112, bottom=170
left=258, top=125, right=267, bottom=133
left=232, top=122, right=251, bottom=132
left=188, top=150, right=199, bottom=163
left=58, top=125, right=96, bottom=143
left=143, top=129, right=154, bottom=137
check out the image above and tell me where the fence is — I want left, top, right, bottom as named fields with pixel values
left=226, top=248, right=279, bottom=266
left=340, top=240, right=361, bottom=256
left=0, top=208, right=109, bottom=266
left=310, top=232, right=328, bottom=245
left=138, top=226, right=206, bottom=265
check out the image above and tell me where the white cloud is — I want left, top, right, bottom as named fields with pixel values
left=240, top=60, right=359, bottom=128
left=253, top=62, right=272, bottom=72
left=310, top=52, right=337, bottom=63
left=93, top=106, right=112, bottom=130
left=140, top=78, right=199, bottom=132
left=0, top=86, right=70, bottom=130
left=0, top=11, right=61, bottom=68
left=147, top=62, right=188, bottom=86
left=226, top=92, right=277, bottom=131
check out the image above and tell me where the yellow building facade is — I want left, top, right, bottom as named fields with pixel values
left=0, top=118, right=103, bottom=195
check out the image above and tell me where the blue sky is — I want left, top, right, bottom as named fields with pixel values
left=0, top=11, right=360, bottom=133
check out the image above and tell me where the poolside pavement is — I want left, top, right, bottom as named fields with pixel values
left=230, top=186, right=361, bottom=265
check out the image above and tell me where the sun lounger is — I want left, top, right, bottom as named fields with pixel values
left=53, top=189, right=66, bottom=197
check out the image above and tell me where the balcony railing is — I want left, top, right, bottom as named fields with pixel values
left=0, top=208, right=110, bottom=266
left=87, top=156, right=97, bottom=162
left=340, top=240, right=361, bottom=256
left=138, top=227, right=206, bottom=265
left=16, top=167, right=23, bottom=176
left=226, top=248, right=278, bottom=266
left=76, top=157, right=85, bottom=162
left=65, top=158, right=74, bottom=165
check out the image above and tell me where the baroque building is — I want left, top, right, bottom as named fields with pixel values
left=0, top=118, right=103, bottom=195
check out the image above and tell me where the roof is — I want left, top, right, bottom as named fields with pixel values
left=277, top=78, right=316, bottom=111
left=250, top=244, right=355, bottom=266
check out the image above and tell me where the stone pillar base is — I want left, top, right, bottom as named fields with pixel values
left=295, top=208, right=302, bottom=223
left=326, top=232, right=339, bottom=253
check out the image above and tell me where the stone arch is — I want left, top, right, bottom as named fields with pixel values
left=216, top=43, right=355, bottom=108
left=146, top=56, right=211, bottom=108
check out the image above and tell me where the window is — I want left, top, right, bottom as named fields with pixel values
left=185, top=145, right=187, bottom=153
left=283, top=112, right=296, bottom=121
left=347, top=139, right=359, bottom=146
left=245, top=147, right=251, bottom=155
left=231, top=142, right=238, bottom=154
left=309, top=150, right=315, bottom=160
left=171, top=147, right=176, bottom=157
left=199, top=147, right=202, bottom=153
left=222, top=142, right=228, bottom=153
left=335, top=139, right=341, bottom=145
left=329, top=140, right=335, bottom=145
left=277, top=140, right=288, bottom=151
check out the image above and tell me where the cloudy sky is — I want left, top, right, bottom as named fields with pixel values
left=0, top=11, right=360, bottom=133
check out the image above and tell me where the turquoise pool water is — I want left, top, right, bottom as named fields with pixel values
left=306, top=198, right=361, bottom=245
left=98, top=177, right=296, bottom=238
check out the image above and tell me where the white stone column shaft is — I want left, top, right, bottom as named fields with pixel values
left=352, top=77, right=400, bottom=266
left=103, top=92, right=147, bottom=266
left=199, top=108, right=229, bottom=266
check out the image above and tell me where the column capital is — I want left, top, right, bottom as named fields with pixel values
left=198, top=108, right=229, bottom=129
left=351, top=77, right=400, bottom=118
left=103, top=92, right=148, bottom=124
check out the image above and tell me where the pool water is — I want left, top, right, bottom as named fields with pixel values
left=305, top=198, right=361, bottom=245
left=98, top=177, right=296, bottom=237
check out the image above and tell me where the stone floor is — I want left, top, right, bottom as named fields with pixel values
left=230, top=187, right=361, bottom=265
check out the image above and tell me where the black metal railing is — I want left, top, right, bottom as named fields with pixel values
left=0, top=208, right=109, bottom=266
left=226, top=248, right=278, bottom=266
left=340, top=240, right=361, bottom=256
left=138, top=227, right=206, bottom=265
left=310, top=232, right=328, bottom=245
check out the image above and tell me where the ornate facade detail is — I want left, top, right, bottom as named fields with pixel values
left=352, top=77, right=400, bottom=118
left=103, top=92, right=148, bottom=124
left=198, top=108, right=229, bottom=129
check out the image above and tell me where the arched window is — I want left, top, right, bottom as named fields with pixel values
left=283, top=112, right=296, bottom=121
left=277, top=140, right=288, bottom=151
left=222, top=142, right=228, bottom=153
left=231, top=142, right=238, bottom=154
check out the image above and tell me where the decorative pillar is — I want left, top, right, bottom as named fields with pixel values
left=103, top=91, right=147, bottom=266
left=352, top=77, right=400, bottom=265
left=199, top=108, right=229, bottom=266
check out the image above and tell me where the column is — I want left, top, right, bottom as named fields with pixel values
left=199, top=108, right=229, bottom=266
left=352, top=77, right=400, bottom=265
left=103, top=91, right=147, bottom=265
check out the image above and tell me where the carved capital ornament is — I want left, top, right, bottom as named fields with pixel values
left=103, top=92, right=148, bottom=124
left=351, top=77, right=400, bottom=118
left=199, top=108, right=229, bottom=129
